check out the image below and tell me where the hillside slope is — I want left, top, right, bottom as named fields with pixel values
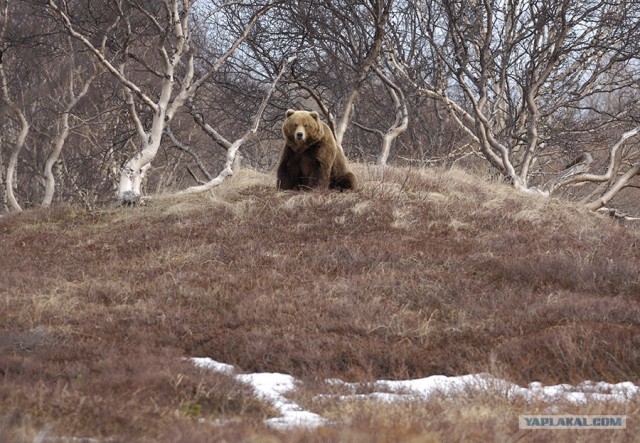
left=2, top=164, right=639, bottom=441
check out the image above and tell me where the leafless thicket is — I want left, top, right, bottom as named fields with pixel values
left=1, top=0, right=639, bottom=212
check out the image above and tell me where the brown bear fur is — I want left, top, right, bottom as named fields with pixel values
left=277, top=109, right=357, bottom=191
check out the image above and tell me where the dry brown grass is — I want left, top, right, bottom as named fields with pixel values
left=2, top=164, right=640, bottom=441
left=299, top=394, right=639, bottom=443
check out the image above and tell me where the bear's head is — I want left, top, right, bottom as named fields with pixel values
left=283, top=109, right=324, bottom=151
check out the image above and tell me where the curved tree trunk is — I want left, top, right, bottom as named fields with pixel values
left=375, top=67, right=408, bottom=165
left=42, top=57, right=96, bottom=207
left=4, top=123, right=27, bottom=212
left=1, top=0, right=27, bottom=212
left=0, top=57, right=28, bottom=212
left=42, top=112, right=69, bottom=207
left=334, top=0, right=393, bottom=149
left=586, top=164, right=640, bottom=211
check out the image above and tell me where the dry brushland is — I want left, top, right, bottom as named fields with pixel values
left=1, top=164, right=640, bottom=442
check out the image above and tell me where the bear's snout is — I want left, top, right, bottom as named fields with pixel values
left=295, top=131, right=304, bottom=141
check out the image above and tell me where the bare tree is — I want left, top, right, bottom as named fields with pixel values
left=49, top=0, right=283, bottom=204
left=354, top=65, right=408, bottom=165
left=545, top=125, right=640, bottom=210
left=41, top=37, right=102, bottom=207
left=0, top=0, right=28, bottom=212
left=177, top=55, right=295, bottom=195
left=332, top=0, right=394, bottom=147
left=388, top=0, right=640, bottom=210
left=265, top=0, right=394, bottom=149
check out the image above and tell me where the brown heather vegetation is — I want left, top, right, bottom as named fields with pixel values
left=1, top=164, right=640, bottom=441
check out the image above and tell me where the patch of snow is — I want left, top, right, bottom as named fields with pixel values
left=192, top=357, right=640, bottom=429
left=328, top=373, right=640, bottom=405
left=192, top=358, right=329, bottom=429
left=191, top=357, right=235, bottom=375
left=519, top=380, right=640, bottom=404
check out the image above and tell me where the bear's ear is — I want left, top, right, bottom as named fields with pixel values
left=286, top=109, right=296, bottom=118
left=310, top=111, right=320, bottom=121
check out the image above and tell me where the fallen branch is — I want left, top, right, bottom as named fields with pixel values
left=596, top=207, right=640, bottom=221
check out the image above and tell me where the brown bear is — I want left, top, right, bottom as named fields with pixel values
left=277, top=109, right=357, bottom=191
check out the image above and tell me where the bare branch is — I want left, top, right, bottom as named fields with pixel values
left=43, top=54, right=102, bottom=207
left=187, top=102, right=233, bottom=151
left=164, top=127, right=212, bottom=181
left=177, top=55, right=295, bottom=195
left=48, top=0, right=159, bottom=112
left=587, top=163, right=640, bottom=211
left=548, top=126, right=640, bottom=192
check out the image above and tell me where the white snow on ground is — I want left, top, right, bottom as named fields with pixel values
left=237, top=372, right=329, bottom=429
left=328, top=374, right=640, bottom=405
left=192, top=357, right=235, bottom=375
left=192, top=357, right=329, bottom=428
left=191, top=357, right=640, bottom=429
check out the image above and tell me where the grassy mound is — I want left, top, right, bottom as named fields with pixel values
left=2, top=164, right=639, bottom=441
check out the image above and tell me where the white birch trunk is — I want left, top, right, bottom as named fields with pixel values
left=586, top=164, right=640, bottom=211
left=42, top=113, right=69, bottom=207
left=118, top=79, right=171, bottom=204
left=1, top=64, right=28, bottom=212
left=374, top=67, right=408, bottom=165
left=335, top=90, right=359, bottom=149
left=42, top=52, right=97, bottom=207
left=4, top=121, right=27, bottom=212
left=1, top=0, right=27, bottom=212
